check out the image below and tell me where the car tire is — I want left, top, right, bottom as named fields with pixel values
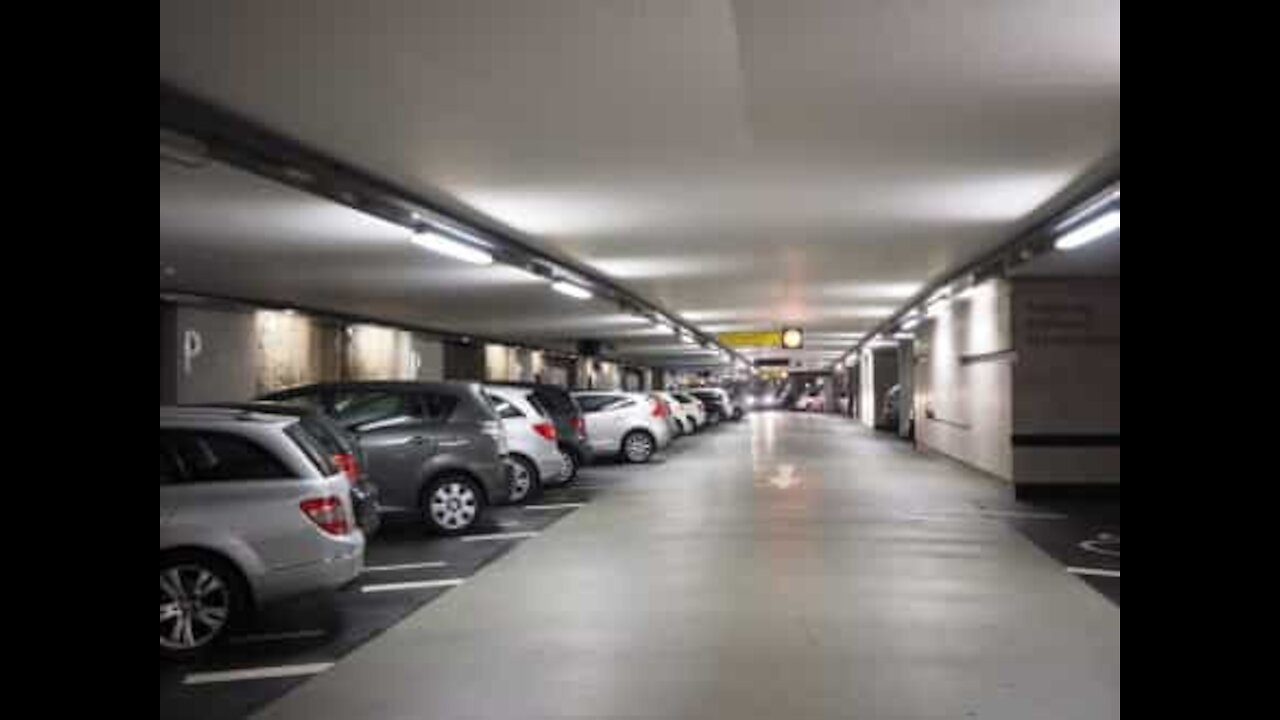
left=506, top=455, right=541, bottom=504
left=160, top=550, right=247, bottom=661
left=707, top=410, right=722, bottom=425
left=422, top=473, right=485, bottom=535
left=621, top=430, right=656, bottom=463
left=732, top=408, right=744, bottom=421
left=558, top=446, right=580, bottom=483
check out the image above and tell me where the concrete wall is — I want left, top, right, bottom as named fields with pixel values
left=160, top=304, right=446, bottom=403
left=914, top=279, right=1014, bottom=480
left=168, top=305, right=259, bottom=403
left=253, top=310, right=342, bottom=395
left=1010, top=278, right=1120, bottom=488
left=444, top=341, right=485, bottom=380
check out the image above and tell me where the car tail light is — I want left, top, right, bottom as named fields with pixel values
left=532, top=421, right=557, bottom=442
left=571, top=416, right=586, bottom=437
left=332, top=453, right=359, bottom=484
left=651, top=398, right=668, bottom=418
left=300, top=496, right=351, bottom=536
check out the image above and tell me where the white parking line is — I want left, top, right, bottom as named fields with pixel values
left=360, top=579, right=465, bottom=593
left=1066, top=566, right=1121, bottom=578
left=496, top=519, right=524, bottom=528
left=183, top=663, right=333, bottom=685
left=228, top=629, right=326, bottom=644
left=523, top=502, right=585, bottom=511
left=460, top=531, right=540, bottom=542
left=363, top=561, right=448, bottom=572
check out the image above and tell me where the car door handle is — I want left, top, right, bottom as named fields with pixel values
left=404, top=436, right=428, bottom=445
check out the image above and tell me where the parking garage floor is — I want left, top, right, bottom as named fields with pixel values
left=233, top=412, right=1119, bottom=720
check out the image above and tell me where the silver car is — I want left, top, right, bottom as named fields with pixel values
left=571, top=391, right=673, bottom=463
left=160, top=406, right=365, bottom=659
left=671, top=392, right=707, bottom=430
left=483, top=384, right=568, bottom=503
left=652, top=391, right=695, bottom=436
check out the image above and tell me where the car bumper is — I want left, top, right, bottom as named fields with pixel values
left=536, top=451, right=570, bottom=485
left=256, top=533, right=365, bottom=604
left=350, top=480, right=382, bottom=537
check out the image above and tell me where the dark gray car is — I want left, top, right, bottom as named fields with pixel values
left=261, top=381, right=510, bottom=535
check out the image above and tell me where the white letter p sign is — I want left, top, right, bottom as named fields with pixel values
left=182, top=329, right=203, bottom=375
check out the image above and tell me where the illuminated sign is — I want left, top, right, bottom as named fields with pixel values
left=781, top=327, right=804, bottom=349
left=718, top=330, right=782, bottom=349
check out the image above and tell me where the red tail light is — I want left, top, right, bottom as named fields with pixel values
left=532, top=421, right=557, bottom=442
left=651, top=398, right=668, bottom=417
left=332, top=453, right=360, bottom=485
left=300, top=496, right=351, bottom=536
left=571, top=416, right=585, bottom=435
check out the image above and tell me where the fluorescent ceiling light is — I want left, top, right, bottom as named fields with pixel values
left=1053, top=188, right=1120, bottom=232
left=410, top=230, right=493, bottom=266
left=1055, top=210, right=1120, bottom=251
left=680, top=334, right=696, bottom=344
left=900, top=316, right=920, bottom=331
left=550, top=280, right=592, bottom=300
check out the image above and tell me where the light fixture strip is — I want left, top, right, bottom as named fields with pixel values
left=409, top=230, right=494, bottom=266
left=550, top=280, right=592, bottom=300
left=1054, top=210, right=1120, bottom=251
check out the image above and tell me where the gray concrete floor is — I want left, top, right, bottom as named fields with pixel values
left=254, top=412, right=1120, bottom=720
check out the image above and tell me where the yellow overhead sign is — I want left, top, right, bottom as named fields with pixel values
left=717, top=331, right=782, bottom=349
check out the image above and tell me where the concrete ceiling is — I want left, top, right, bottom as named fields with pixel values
left=159, top=0, right=1120, bottom=367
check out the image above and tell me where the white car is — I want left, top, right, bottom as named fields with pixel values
left=653, top=391, right=696, bottom=436
left=483, top=385, right=567, bottom=502
left=670, top=392, right=706, bottom=430
left=571, top=391, right=674, bottom=463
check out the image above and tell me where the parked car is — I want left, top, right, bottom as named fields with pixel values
left=198, top=401, right=381, bottom=536
left=689, top=388, right=742, bottom=423
left=482, top=384, right=568, bottom=503
left=652, top=391, right=692, bottom=436
left=486, top=381, right=592, bottom=481
left=260, top=381, right=510, bottom=535
left=161, top=406, right=365, bottom=659
left=571, top=390, right=673, bottom=463
left=670, top=392, right=706, bottom=430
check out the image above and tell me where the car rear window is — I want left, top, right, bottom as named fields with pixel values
left=285, top=422, right=340, bottom=476
left=532, top=388, right=575, bottom=416
left=525, top=393, right=550, bottom=419
left=485, top=393, right=525, bottom=419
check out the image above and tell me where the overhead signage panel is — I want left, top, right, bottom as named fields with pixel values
left=718, top=330, right=782, bottom=349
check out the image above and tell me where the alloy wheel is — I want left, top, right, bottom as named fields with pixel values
left=159, top=564, right=231, bottom=652
left=429, top=480, right=479, bottom=530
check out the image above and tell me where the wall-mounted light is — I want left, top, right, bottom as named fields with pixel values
left=410, top=230, right=494, bottom=266
left=1055, top=210, right=1120, bottom=251
left=550, top=280, right=592, bottom=300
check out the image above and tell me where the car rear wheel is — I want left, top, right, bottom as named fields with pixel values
left=423, top=474, right=484, bottom=535
left=507, top=455, right=541, bottom=504
left=622, top=430, right=656, bottom=463
left=160, top=551, right=246, bottom=660
left=558, top=447, right=579, bottom=482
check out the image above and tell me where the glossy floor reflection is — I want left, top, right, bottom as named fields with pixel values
left=254, top=412, right=1120, bottom=720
